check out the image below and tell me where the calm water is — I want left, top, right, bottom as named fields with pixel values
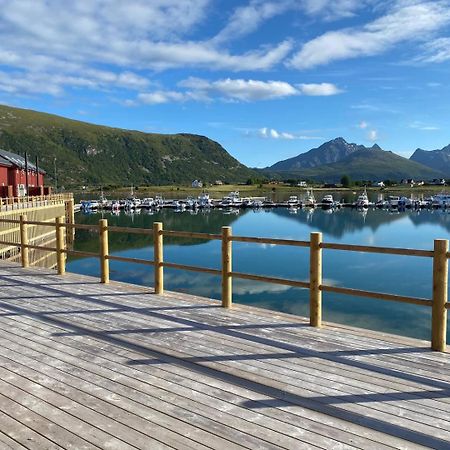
left=67, top=204, right=450, bottom=341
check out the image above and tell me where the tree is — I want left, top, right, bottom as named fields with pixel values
left=341, top=175, right=351, bottom=188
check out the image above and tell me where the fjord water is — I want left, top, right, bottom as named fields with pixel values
left=67, top=206, right=450, bottom=341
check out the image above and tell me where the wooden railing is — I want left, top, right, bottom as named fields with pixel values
left=1, top=218, right=448, bottom=352
left=0, top=193, right=73, bottom=212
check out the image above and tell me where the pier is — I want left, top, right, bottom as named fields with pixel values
left=0, top=262, right=450, bottom=448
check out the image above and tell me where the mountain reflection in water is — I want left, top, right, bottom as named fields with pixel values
left=68, top=207, right=450, bottom=341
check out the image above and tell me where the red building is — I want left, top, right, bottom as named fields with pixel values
left=0, top=149, right=46, bottom=197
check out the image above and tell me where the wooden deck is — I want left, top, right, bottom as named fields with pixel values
left=0, top=263, right=449, bottom=449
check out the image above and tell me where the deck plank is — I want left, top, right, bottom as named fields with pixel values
left=0, top=263, right=449, bottom=449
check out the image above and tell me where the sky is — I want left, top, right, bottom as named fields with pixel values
left=0, top=0, right=450, bottom=167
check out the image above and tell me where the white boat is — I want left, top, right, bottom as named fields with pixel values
left=154, top=195, right=164, bottom=207
left=321, top=194, right=334, bottom=206
left=432, top=193, right=450, bottom=208
left=99, top=191, right=108, bottom=207
left=221, top=191, right=242, bottom=207
left=141, top=197, right=154, bottom=208
left=287, top=195, right=299, bottom=206
left=198, top=193, right=212, bottom=208
left=356, top=189, right=369, bottom=208
left=111, top=200, right=120, bottom=211
left=304, top=189, right=316, bottom=207
left=126, top=197, right=141, bottom=208
left=388, top=196, right=400, bottom=208
left=185, top=196, right=198, bottom=209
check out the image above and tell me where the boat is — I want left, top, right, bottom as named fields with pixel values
left=355, top=189, right=369, bottom=208
left=432, top=193, right=450, bottom=208
left=185, top=196, right=198, bottom=209
left=141, top=198, right=154, bottom=208
left=388, top=196, right=400, bottom=208
left=111, top=200, right=120, bottom=211
left=287, top=195, right=299, bottom=207
left=221, top=191, right=242, bottom=207
left=304, top=189, right=316, bottom=207
left=98, top=191, right=108, bottom=207
left=81, top=200, right=99, bottom=211
left=154, top=195, right=164, bottom=208
left=321, top=194, right=334, bottom=207
left=198, top=192, right=212, bottom=208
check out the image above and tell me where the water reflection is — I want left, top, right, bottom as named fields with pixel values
left=68, top=207, right=449, bottom=341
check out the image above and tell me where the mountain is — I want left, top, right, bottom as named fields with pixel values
left=263, top=138, right=444, bottom=182
left=410, top=144, right=450, bottom=175
left=267, top=137, right=374, bottom=171
left=0, top=104, right=256, bottom=187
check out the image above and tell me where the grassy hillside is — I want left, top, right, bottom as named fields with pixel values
left=0, top=104, right=257, bottom=187
left=263, top=148, right=444, bottom=182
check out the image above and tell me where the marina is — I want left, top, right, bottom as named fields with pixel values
left=79, top=189, right=450, bottom=212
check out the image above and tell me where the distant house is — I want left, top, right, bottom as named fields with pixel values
left=401, top=179, right=415, bottom=186
left=0, top=148, right=46, bottom=197
left=431, top=179, right=446, bottom=185
left=214, top=180, right=223, bottom=185
left=416, top=180, right=425, bottom=186
left=297, top=181, right=307, bottom=187
left=372, top=181, right=385, bottom=188
left=191, top=180, right=203, bottom=188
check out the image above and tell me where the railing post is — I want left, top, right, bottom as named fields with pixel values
left=310, top=232, right=323, bottom=327
left=432, top=239, right=448, bottom=351
left=153, top=222, right=164, bottom=294
left=222, top=226, right=232, bottom=308
left=55, top=216, right=66, bottom=275
left=19, top=214, right=29, bottom=268
left=99, top=218, right=109, bottom=283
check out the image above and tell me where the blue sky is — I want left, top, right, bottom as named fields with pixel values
left=0, top=0, right=450, bottom=167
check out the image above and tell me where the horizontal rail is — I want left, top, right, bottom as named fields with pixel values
left=62, top=249, right=100, bottom=258
left=231, top=271, right=310, bottom=288
left=107, top=226, right=153, bottom=235
left=162, top=230, right=221, bottom=240
left=25, top=243, right=58, bottom=253
left=232, top=235, right=310, bottom=247
left=321, top=242, right=434, bottom=258
left=320, top=284, right=432, bottom=307
left=163, top=261, right=222, bottom=275
left=0, top=239, right=19, bottom=247
left=21, top=220, right=56, bottom=227
left=63, top=223, right=100, bottom=231
left=106, top=255, right=155, bottom=266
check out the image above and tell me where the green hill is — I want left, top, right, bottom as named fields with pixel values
left=263, top=139, right=444, bottom=182
left=0, top=104, right=256, bottom=187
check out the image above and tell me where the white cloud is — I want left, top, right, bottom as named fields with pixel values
left=179, top=77, right=298, bottom=101
left=137, top=91, right=188, bottom=105
left=259, top=127, right=295, bottom=139
left=418, top=37, right=450, bottom=63
left=302, top=0, right=367, bottom=20
left=0, top=0, right=294, bottom=97
left=213, top=0, right=367, bottom=45
left=368, top=129, right=378, bottom=141
left=289, top=1, right=450, bottom=69
left=359, top=121, right=368, bottom=129
left=297, top=83, right=343, bottom=96
left=409, top=121, right=440, bottom=131
left=135, top=78, right=343, bottom=104
left=212, top=0, right=292, bottom=44
left=256, top=127, right=322, bottom=140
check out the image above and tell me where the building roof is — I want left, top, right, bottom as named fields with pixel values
left=0, top=149, right=46, bottom=173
